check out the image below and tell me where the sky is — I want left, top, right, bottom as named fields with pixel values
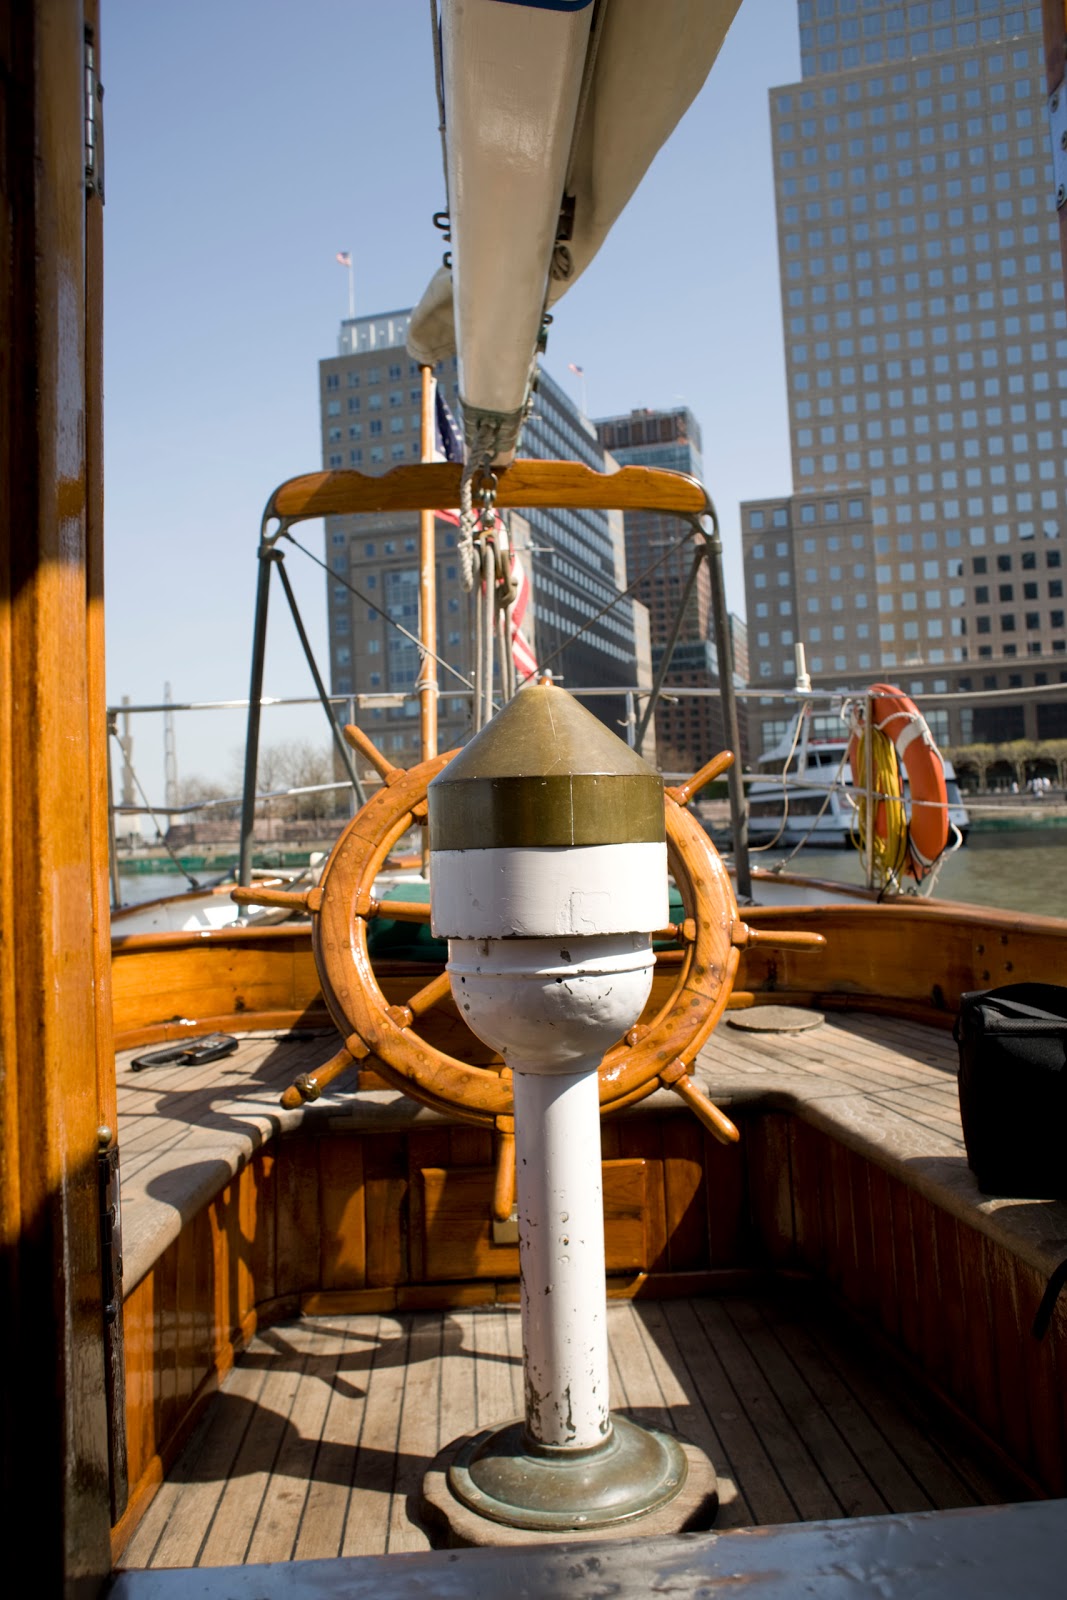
left=103, top=0, right=802, bottom=807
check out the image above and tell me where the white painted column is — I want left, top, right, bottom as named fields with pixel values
left=512, top=1063, right=610, bottom=1450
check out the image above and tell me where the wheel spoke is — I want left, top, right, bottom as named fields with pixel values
left=386, top=969, right=452, bottom=1029
left=366, top=897, right=433, bottom=923
left=344, top=722, right=399, bottom=782
left=231, top=885, right=321, bottom=914
left=666, top=748, right=734, bottom=806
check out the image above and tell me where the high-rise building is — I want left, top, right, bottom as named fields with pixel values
left=742, top=2, right=1067, bottom=756
left=318, top=312, right=650, bottom=763
left=595, top=407, right=731, bottom=770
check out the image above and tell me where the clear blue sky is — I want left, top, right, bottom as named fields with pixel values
left=103, top=1, right=801, bottom=802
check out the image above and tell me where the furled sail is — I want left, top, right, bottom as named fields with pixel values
left=409, top=0, right=743, bottom=462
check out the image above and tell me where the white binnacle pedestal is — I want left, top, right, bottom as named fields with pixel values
left=423, top=679, right=715, bottom=1538
left=512, top=1066, right=609, bottom=1449
left=449, top=933, right=656, bottom=1453
left=434, top=932, right=697, bottom=1534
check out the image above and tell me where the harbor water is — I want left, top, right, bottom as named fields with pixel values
left=750, top=831, right=1067, bottom=920
left=116, top=830, right=1067, bottom=920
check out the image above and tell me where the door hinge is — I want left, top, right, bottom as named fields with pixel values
left=97, top=1140, right=123, bottom=1325
left=85, top=28, right=105, bottom=202
left=98, top=1135, right=129, bottom=1519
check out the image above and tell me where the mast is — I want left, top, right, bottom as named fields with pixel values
left=163, top=680, right=179, bottom=826
left=417, top=366, right=439, bottom=762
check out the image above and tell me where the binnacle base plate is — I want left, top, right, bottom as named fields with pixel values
left=422, top=1414, right=718, bottom=1549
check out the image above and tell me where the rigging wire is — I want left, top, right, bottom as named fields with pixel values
left=520, top=521, right=705, bottom=686
left=285, top=513, right=710, bottom=735
left=108, top=727, right=203, bottom=892
left=764, top=745, right=852, bottom=869
left=281, top=529, right=474, bottom=693
left=429, top=0, right=450, bottom=205
left=746, top=708, right=808, bottom=855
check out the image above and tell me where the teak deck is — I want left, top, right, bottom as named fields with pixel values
left=112, top=1008, right=1067, bottom=1569
left=119, top=1291, right=1019, bottom=1569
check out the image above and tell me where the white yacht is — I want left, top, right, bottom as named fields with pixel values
left=745, top=716, right=970, bottom=850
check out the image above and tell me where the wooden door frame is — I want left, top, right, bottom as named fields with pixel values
left=0, top=1, right=115, bottom=1590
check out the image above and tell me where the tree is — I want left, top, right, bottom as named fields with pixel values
left=229, top=740, right=344, bottom=822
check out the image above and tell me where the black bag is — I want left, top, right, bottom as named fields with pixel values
left=954, top=983, right=1067, bottom=1199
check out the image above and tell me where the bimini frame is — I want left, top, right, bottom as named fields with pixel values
left=238, top=460, right=751, bottom=899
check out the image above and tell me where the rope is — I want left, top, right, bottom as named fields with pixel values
left=766, top=745, right=851, bottom=869
left=748, top=709, right=809, bottom=855
left=850, top=724, right=910, bottom=891
left=474, top=541, right=496, bottom=731
left=458, top=417, right=501, bottom=592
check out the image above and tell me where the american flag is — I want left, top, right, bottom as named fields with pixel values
left=434, top=388, right=464, bottom=463
left=336, top=250, right=352, bottom=267
left=432, top=388, right=536, bottom=677
left=568, top=362, right=584, bottom=376
left=509, top=551, right=538, bottom=679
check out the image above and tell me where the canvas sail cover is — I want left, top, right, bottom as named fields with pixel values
left=409, top=0, right=742, bottom=388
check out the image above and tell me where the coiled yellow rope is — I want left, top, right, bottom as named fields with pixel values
left=851, top=725, right=910, bottom=888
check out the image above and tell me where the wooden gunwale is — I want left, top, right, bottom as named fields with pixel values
left=111, top=898, right=1067, bottom=1050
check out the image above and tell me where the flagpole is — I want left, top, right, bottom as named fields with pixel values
left=568, top=363, right=587, bottom=416
left=417, top=365, right=438, bottom=767
left=337, top=251, right=355, bottom=319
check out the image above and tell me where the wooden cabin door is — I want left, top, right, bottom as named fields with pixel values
left=0, top=1, right=118, bottom=1590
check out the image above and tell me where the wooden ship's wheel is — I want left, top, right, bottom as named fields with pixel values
left=235, top=725, right=825, bottom=1215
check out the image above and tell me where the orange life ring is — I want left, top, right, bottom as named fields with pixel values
left=847, top=684, right=949, bottom=881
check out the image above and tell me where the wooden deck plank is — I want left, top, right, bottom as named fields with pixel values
left=195, top=1325, right=314, bottom=1566
left=437, top=1306, right=477, bottom=1458
left=121, top=1283, right=1033, bottom=1570
left=803, top=1305, right=987, bottom=1509
left=243, top=1323, right=334, bottom=1564
left=340, top=1316, right=409, bottom=1558
left=609, top=1301, right=677, bottom=1433
left=140, top=1345, right=273, bottom=1568
left=692, top=1297, right=843, bottom=1523
left=471, top=1307, right=520, bottom=1434
left=637, top=1300, right=750, bottom=1529
left=768, top=1291, right=933, bottom=1514
left=386, top=1315, right=443, bottom=1554
left=662, top=1299, right=793, bottom=1527
left=292, top=1316, right=379, bottom=1563
left=725, top=1298, right=888, bottom=1520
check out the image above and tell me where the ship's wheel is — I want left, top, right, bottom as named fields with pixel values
left=234, top=725, right=824, bottom=1215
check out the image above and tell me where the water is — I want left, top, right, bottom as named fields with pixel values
left=118, top=832, right=1067, bottom=920
left=750, top=831, right=1067, bottom=919
left=115, top=868, right=231, bottom=907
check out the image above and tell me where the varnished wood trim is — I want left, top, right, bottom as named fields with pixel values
left=266, top=460, right=711, bottom=524
left=1, top=2, right=113, bottom=1581
left=110, top=901, right=1067, bottom=1053
left=115, top=1009, right=334, bottom=1053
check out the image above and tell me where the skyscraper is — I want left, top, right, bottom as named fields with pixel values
left=595, top=407, right=731, bottom=770
left=319, top=313, right=650, bottom=762
left=742, top=2, right=1067, bottom=756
